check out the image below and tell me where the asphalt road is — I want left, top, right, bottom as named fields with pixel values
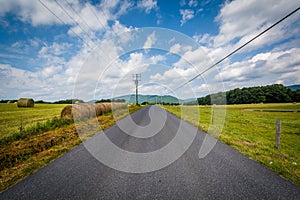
left=1, top=105, right=299, bottom=199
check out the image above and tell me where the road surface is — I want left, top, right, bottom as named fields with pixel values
left=1, top=105, right=299, bottom=199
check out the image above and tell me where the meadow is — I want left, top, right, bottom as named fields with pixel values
left=162, top=103, right=300, bottom=187
left=1, top=103, right=299, bottom=189
left=0, top=103, right=68, bottom=141
left=0, top=103, right=140, bottom=191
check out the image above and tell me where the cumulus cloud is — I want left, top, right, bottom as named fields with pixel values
left=214, top=0, right=300, bottom=48
left=0, top=0, right=132, bottom=38
left=0, top=0, right=62, bottom=26
left=143, top=32, right=156, bottom=49
left=173, top=46, right=211, bottom=70
left=169, top=43, right=181, bottom=54
left=137, top=0, right=158, bottom=14
left=188, top=0, right=198, bottom=7
left=216, top=48, right=300, bottom=88
left=187, top=0, right=300, bottom=92
left=180, top=9, right=195, bottom=26
left=1, top=0, right=299, bottom=101
left=0, top=63, right=74, bottom=101
left=39, top=42, right=72, bottom=57
left=41, top=65, right=63, bottom=78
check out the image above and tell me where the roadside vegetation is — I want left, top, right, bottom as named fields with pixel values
left=193, top=84, right=300, bottom=105
left=162, top=103, right=300, bottom=187
left=0, top=103, right=141, bottom=192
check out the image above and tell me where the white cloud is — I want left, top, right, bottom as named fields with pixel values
left=180, top=9, right=195, bottom=26
left=214, top=0, right=300, bottom=48
left=41, top=65, right=63, bottom=78
left=150, top=55, right=166, bottom=63
left=104, top=20, right=133, bottom=40
left=193, top=33, right=214, bottom=46
left=39, top=42, right=71, bottom=57
left=180, top=0, right=186, bottom=7
left=173, top=46, right=211, bottom=70
left=143, top=32, right=156, bottom=49
left=0, top=0, right=71, bottom=26
left=149, top=66, right=211, bottom=99
left=1, top=0, right=299, bottom=101
left=169, top=43, right=181, bottom=54
left=169, top=43, right=193, bottom=55
left=0, top=0, right=132, bottom=41
left=188, top=0, right=198, bottom=7
left=0, top=63, right=74, bottom=101
left=137, top=0, right=158, bottom=14
left=216, top=48, right=300, bottom=88
left=189, top=0, right=300, bottom=83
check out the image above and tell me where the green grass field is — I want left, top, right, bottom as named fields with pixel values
left=162, top=103, right=300, bottom=186
left=1, top=103, right=299, bottom=189
left=0, top=103, right=68, bottom=141
left=0, top=103, right=141, bottom=191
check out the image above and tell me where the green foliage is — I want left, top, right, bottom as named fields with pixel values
left=53, top=99, right=84, bottom=104
left=0, top=99, right=18, bottom=103
left=293, top=90, right=300, bottom=102
left=197, top=84, right=297, bottom=105
left=96, top=99, right=111, bottom=103
left=141, top=102, right=149, bottom=105
left=35, top=100, right=50, bottom=104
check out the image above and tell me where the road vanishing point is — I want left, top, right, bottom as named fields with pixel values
left=1, top=105, right=299, bottom=199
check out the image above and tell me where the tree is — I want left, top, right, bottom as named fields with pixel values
left=197, top=84, right=294, bottom=105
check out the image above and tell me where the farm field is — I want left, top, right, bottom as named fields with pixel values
left=162, top=103, right=300, bottom=187
left=0, top=103, right=68, bottom=141
left=0, top=103, right=141, bottom=191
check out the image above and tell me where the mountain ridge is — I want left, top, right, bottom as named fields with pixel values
left=113, top=94, right=183, bottom=104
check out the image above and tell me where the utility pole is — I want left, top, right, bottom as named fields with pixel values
left=132, top=74, right=141, bottom=105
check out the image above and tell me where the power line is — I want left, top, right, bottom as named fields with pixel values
left=86, top=1, right=107, bottom=30
left=64, top=0, right=95, bottom=33
left=38, top=0, right=94, bottom=49
left=54, top=0, right=96, bottom=47
left=174, top=6, right=300, bottom=91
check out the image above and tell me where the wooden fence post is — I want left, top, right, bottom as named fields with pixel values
left=211, top=110, right=214, bottom=124
left=275, top=119, right=281, bottom=149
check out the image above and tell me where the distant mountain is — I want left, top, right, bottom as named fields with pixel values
left=183, top=98, right=197, bottom=103
left=88, top=99, right=97, bottom=103
left=286, top=85, right=300, bottom=91
left=112, top=94, right=183, bottom=104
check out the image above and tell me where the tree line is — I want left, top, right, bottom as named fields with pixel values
left=196, top=84, right=300, bottom=105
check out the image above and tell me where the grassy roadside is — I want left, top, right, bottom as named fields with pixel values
left=0, top=105, right=141, bottom=192
left=162, top=103, right=300, bottom=187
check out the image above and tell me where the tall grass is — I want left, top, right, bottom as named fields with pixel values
left=0, top=117, right=73, bottom=146
left=162, top=103, right=300, bottom=186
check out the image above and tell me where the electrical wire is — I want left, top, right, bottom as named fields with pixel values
left=38, top=0, right=94, bottom=49
left=174, top=6, right=300, bottom=91
left=54, top=0, right=96, bottom=47
left=64, top=0, right=95, bottom=33
left=86, top=1, right=107, bottom=30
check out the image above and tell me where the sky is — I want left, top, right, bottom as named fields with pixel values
left=0, top=0, right=299, bottom=102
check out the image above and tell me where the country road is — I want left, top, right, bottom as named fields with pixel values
left=1, top=105, right=299, bottom=199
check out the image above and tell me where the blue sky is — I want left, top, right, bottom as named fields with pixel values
left=0, top=0, right=299, bottom=101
